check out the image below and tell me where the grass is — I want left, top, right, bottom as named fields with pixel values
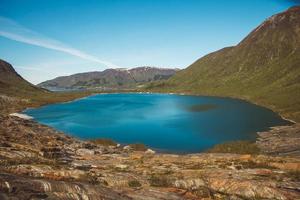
left=240, top=160, right=276, bottom=169
left=148, top=175, right=172, bottom=187
left=0, top=86, right=93, bottom=116
left=143, top=11, right=300, bottom=123
left=206, top=140, right=260, bottom=154
left=286, top=170, right=300, bottom=181
left=90, top=138, right=117, bottom=146
left=128, top=180, right=142, bottom=188
left=129, top=143, right=147, bottom=151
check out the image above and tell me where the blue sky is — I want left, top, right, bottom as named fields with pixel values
left=0, top=0, right=298, bottom=84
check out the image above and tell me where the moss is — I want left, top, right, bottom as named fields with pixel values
left=206, top=140, right=260, bottom=154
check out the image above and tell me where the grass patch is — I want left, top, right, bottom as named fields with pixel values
left=149, top=175, right=172, bottom=187
left=286, top=170, right=300, bottom=181
left=129, top=143, right=147, bottom=151
left=128, top=180, right=142, bottom=188
left=90, top=138, right=117, bottom=146
left=206, top=140, right=260, bottom=154
left=240, top=160, right=276, bottom=169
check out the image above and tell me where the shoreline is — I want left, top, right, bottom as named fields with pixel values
left=32, top=90, right=296, bottom=123
left=15, top=91, right=297, bottom=155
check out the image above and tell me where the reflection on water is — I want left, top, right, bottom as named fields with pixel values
left=24, top=93, right=291, bottom=153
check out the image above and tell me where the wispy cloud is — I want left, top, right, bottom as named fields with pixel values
left=0, top=16, right=119, bottom=68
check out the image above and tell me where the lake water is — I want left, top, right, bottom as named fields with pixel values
left=24, top=93, right=290, bottom=153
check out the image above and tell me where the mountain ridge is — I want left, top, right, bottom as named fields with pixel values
left=146, top=6, right=300, bottom=122
left=0, top=59, right=43, bottom=95
left=38, top=66, right=179, bottom=90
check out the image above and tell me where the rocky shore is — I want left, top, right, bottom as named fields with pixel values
left=0, top=115, right=299, bottom=199
left=257, top=124, right=300, bottom=157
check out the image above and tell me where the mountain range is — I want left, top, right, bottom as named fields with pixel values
left=147, top=6, right=300, bottom=122
left=38, top=67, right=179, bottom=90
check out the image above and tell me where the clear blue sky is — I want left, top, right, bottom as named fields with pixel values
left=0, top=0, right=298, bottom=84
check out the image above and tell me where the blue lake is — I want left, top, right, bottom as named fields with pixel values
left=24, top=93, right=290, bottom=153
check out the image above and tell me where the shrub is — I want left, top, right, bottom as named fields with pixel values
left=91, top=138, right=117, bottom=146
left=206, top=140, right=260, bottom=154
left=287, top=170, right=300, bottom=181
left=128, top=180, right=142, bottom=188
left=129, top=143, right=147, bottom=151
left=149, top=175, right=172, bottom=187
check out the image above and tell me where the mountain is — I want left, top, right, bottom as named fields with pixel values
left=0, top=59, right=91, bottom=115
left=0, top=59, right=43, bottom=96
left=38, top=67, right=179, bottom=90
left=147, top=6, right=300, bottom=122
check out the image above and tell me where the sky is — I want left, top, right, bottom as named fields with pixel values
left=0, top=0, right=299, bottom=84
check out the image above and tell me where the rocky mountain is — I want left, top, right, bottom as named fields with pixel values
left=148, top=6, right=300, bottom=122
left=38, top=67, right=179, bottom=90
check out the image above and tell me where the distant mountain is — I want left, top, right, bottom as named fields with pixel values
left=147, top=6, right=300, bottom=122
left=38, top=67, right=179, bottom=90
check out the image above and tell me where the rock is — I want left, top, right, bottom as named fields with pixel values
left=256, top=124, right=300, bottom=156
left=145, top=148, right=156, bottom=154
left=9, top=113, right=33, bottom=120
left=76, top=148, right=95, bottom=156
left=1, top=115, right=300, bottom=199
left=42, top=147, right=67, bottom=159
left=0, top=172, right=132, bottom=200
left=123, top=145, right=132, bottom=151
left=115, top=164, right=128, bottom=170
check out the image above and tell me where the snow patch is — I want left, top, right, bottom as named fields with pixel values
left=9, top=113, right=33, bottom=120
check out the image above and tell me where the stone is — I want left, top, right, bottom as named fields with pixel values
left=145, top=148, right=156, bottom=154
left=76, top=148, right=95, bottom=156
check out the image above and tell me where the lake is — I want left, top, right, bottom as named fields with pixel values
left=24, top=93, right=290, bottom=153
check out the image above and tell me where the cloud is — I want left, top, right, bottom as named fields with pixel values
left=0, top=16, right=119, bottom=68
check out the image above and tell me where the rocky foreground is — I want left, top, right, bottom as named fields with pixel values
left=0, top=115, right=299, bottom=200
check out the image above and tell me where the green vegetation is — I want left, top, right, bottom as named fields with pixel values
left=129, top=143, right=147, bottom=151
left=206, top=140, right=260, bottom=154
left=240, top=160, right=276, bottom=169
left=287, top=170, right=300, bottom=181
left=128, top=180, right=142, bottom=188
left=145, top=7, right=300, bottom=122
left=0, top=59, right=93, bottom=115
left=91, top=138, right=117, bottom=146
left=149, top=175, right=172, bottom=187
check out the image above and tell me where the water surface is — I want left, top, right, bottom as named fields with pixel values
left=24, top=93, right=290, bottom=153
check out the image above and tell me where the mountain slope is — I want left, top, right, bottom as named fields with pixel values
left=0, top=59, right=43, bottom=96
left=147, top=6, right=300, bottom=122
left=0, top=59, right=91, bottom=115
left=38, top=67, right=178, bottom=90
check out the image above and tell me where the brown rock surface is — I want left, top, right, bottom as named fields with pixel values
left=0, top=116, right=299, bottom=199
left=257, top=124, right=300, bottom=156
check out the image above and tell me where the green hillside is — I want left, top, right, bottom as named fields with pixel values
left=146, top=6, right=300, bottom=122
left=0, top=59, right=91, bottom=115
